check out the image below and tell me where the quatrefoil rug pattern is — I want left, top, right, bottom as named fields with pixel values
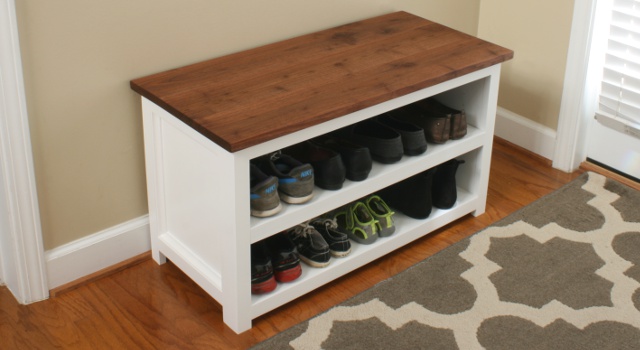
left=252, top=172, right=640, bottom=349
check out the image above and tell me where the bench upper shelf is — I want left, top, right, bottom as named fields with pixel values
left=130, top=11, right=513, bottom=152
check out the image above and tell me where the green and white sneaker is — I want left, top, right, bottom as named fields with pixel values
left=334, top=201, right=379, bottom=245
left=365, top=195, right=395, bottom=237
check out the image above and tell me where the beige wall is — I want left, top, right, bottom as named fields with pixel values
left=478, top=0, right=575, bottom=130
left=16, top=0, right=480, bottom=250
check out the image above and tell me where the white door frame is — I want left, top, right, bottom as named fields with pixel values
left=553, top=0, right=603, bottom=172
left=0, top=0, right=49, bottom=303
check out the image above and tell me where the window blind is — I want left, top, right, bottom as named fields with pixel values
left=599, top=0, right=640, bottom=125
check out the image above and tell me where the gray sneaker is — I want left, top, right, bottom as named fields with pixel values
left=257, top=151, right=314, bottom=204
left=250, top=164, right=282, bottom=218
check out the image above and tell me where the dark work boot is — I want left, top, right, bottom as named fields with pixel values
left=432, top=159, right=465, bottom=209
left=378, top=167, right=436, bottom=219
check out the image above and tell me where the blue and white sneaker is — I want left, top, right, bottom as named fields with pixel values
left=250, top=164, right=282, bottom=217
left=256, top=151, right=314, bottom=204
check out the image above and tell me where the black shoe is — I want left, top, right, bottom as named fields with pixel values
left=432, top=159, right=465, bottom=209
left=309, top=217, right=351, bottom=257
left=312, top=136, right=372, bottom=181
left=265, top=233, right=302, bottom=283
left=379, top=167, right=436, bottom=219
left=284, top=141, right=346, bottom=190
left=251, top=241, right=277, bottom=294
left=287, top=223, right=331, bottom=268
left=341, top=119, right=403, bottom=164
left=376, top=114, right=427, bottom=156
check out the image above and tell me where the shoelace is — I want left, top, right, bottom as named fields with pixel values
left=270, top=150, right=282, bottom=161
left=323, top=218, right=339, bottom=230
left=294, top=222, right=314, bottom=237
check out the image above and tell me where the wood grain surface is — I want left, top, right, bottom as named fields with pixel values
left=130, top=12, right=513, bottom=152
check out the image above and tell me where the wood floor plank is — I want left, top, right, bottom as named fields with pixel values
left=0, top=137, right=595, bottom=350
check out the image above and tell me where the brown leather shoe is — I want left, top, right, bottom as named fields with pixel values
left=414, top=98, right=467, bottom=140
left=388, top=105, right=450, bottom=144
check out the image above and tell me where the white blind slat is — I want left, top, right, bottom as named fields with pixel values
left=598, top=0, right=640, bottom=124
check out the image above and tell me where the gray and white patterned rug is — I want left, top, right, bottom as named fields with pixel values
left=252, top=172, right=640, bottom=349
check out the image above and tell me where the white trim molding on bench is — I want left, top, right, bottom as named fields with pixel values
left=45, top=215, right=151, bottom=289
left=494, top=106, right=557, bottom=160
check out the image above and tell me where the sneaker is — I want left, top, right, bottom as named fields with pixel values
left=265, top=233, right=302, bottom=283
left=284, top=141, right=346, bottom=190
left=250, top=164, right=282, bottom=218
left=309, top=217, right=351, bottom=257
left=334, top=201, right=379, bottom=245
left=287, top=223, right=331, bottom=268
left=365, top=195, right=396, bottom=237
left=251, top=241, right=277, bottom=294
left=254, top=151, right=314, bottom=204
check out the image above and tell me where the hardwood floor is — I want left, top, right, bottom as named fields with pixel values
left=0, top=138, right=591, bottom=349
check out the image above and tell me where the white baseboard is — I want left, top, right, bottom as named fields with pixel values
left=494, top=107, right=557, bottom=160
left=45, top=215, right=151, bottom=289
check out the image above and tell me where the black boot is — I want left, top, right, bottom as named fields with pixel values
left=432, top=159, right=465, bottom=209
left=379, top=167, right=436, bottom=219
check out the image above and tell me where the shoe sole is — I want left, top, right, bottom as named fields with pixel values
left=378, top=226, right=396, bottom=237
left=371, top=154, right=403, bottom=164
left=299, top=255, right=330, bottom=268
left=348, top=233, right=378, bottom=245
left=274, top=264, right=302, bottom=283
left=404, top=146, right=428, bottom=156
left=316, top=181, right=343, bottom=190
left=280, top=192, right=314, bottom=204
left=251, top=202, right=283, bottom=218
left=347, top=171, right=370, bottom=181
left=330, top=247, right=351, bottom=258
left=251, top=276, right=277, bottom=294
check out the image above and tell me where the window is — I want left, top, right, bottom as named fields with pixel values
left=599, top=0, right=640, bottom=126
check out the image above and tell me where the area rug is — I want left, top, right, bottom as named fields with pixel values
left=252, top=172, right=640, bottom=349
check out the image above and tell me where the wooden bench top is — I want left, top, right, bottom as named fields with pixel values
left=130, top=11, right=513, bottom=152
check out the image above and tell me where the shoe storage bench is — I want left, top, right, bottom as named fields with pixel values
left=131, top=11, right=512, bottom=333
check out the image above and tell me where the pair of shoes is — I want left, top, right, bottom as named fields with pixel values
left=284, top=141, right=346, bottom=190
left=376, top=113, right=427, bottom=156
left=333, top=195, right=395, bottom=244
left=378, top=158, right=465, bottom=218
left=252, top=151, right=315, bottom=206
left=414, top=98, right=467, bottom=140
left=337, top=119, right=404, bottom=164
left=312, top=136, right=372, bottom=181
left=388, top=104, right=450, bottom=144
left=309, top=217, right=352, bottom=257
left=432, top=158, right=465, bottom=209
left=251, top=234, right=302, bottom=294
left=287, top=223, right=331, bottom=268
left=379, top=167, right=437, bottom=219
